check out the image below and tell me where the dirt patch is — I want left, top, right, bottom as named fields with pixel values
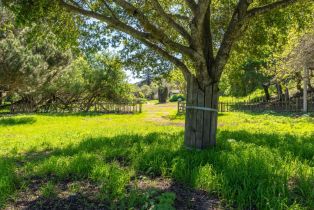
left=132, top=176, right=222, bottom=210
left=5, top=179, right=105, bottom=210
left=6, top=176, right=221, bottom=210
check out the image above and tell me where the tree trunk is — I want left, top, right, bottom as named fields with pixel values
left=158, top=86, right=168, bottom=103
left=262, top=83, right=270, bottom=101
left=296, top=72, right=303, bottom=93
left=284, top=87, right=290, bottom=101
left=184, top=77, right=219, bottom=149
left=275, top=82, right=283, bottom=101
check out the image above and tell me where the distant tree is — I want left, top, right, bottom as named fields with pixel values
left=167, top=69, right=186, bottom=96
left=0, top=6, right=73, bottom=99
left=42, top=54, right=131, bottom=111
left=220, top=2, right=313, bottom=97
left=277, top=32, right=314, bottom=93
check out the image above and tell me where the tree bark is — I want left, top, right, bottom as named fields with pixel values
left=296, top=72, right=303, bottom=93
left=184, top=76, right=219, bottom=149
left=262, top=83, right=270, bottom=101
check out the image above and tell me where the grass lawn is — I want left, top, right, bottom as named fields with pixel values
left=0, top=102, right=314, bottom=209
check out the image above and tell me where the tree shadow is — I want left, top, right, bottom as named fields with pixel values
left=0, top=117, right=36, bottom=126
left=2, top=130, right=314, bottom=209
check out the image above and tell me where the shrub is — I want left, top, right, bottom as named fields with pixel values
left=169, top=94, right=185, bottom=102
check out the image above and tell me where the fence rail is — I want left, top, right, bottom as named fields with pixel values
left=178, top=95, right=314, bottom=114
left=9, top=102, right=142, bottom=114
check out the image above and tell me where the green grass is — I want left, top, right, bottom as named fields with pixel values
left=40, top=181, right=57, bottom=199
left=0, top=104, right=314, bottom=209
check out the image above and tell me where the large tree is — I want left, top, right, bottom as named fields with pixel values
left=5, top=0, right=313, bottom=149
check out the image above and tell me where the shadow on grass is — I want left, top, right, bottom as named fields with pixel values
left=0, top=117, right=36, bottom=126
left=2, top=130, right=314, bottom=209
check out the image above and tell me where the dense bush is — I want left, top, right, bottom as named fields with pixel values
left=169, top=94, right=185, bottom=102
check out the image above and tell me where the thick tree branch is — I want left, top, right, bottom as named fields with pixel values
left=60, top=1, right=151, bottom=41
left=205, top=11, right=214, bottom=71
left=247, top=0, right=298, bottom=18
left=113, top=0, right=196, bottom=58
left=169, top=14, right=190, bottom=21
left=214, top=0, right=251, bottom=79
left=196, top=0, right=211, bottom=25
left=151, top=0, right=192, bottom=44
left=189, top=1, right=213, bottom=82
left=60, top=0, right=192, bottom=80
left=141, top=39, right=192, bottom=80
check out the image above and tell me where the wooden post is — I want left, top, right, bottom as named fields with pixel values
left=303, top=67, right=308, bottom=112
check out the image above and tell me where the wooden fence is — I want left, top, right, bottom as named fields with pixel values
left=178, top=94, right=314, bottom=114
left=10, top=102, right=142, bottom=114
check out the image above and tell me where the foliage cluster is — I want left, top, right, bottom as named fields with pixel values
left=0, top=7, right=132, bottom=109
left=169, top=94, right=185, bottom=102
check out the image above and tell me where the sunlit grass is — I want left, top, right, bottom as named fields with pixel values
left=0, top=104, right=313, bottom=209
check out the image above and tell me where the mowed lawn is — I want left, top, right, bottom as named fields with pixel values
left=0, top=102, right=314, bottom=209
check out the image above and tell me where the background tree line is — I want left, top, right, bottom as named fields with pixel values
left=0, top=6, right=132, bottom=110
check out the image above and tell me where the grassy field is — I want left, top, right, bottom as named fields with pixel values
left=0, top=102, right=314, bottom=209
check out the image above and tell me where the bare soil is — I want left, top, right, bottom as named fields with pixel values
left=5, top=177, right=221, bottom=210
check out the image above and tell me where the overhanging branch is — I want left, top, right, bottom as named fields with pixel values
left=60, top=1, right=152, bottom=42
left=59, top=0, right=192, bottom=80
left=151, top=0, right=192, bottom=44
left=141, top=40, right=192, bottom=80
left=113, top=0, right=196, bottom=58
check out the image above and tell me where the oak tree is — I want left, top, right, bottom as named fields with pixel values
left=4, top=0, right=313, bottom=148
